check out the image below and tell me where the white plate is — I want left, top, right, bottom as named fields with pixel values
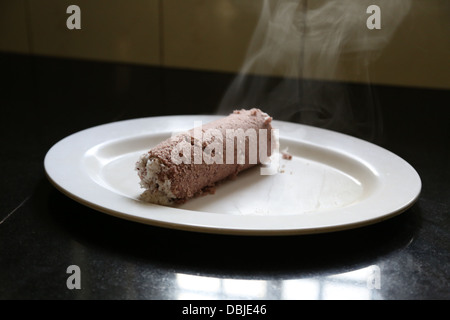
left=44, top=115, right=421, bottom=235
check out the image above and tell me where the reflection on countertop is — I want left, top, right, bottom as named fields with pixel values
left=174, top=265, right=382, bottom=300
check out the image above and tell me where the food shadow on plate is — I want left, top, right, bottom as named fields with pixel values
left=175, top=165, right=274, bottom=213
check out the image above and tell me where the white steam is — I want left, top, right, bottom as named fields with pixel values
left=218, top=0, right=411, bottom=141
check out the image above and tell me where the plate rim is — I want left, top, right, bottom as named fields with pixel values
left=44, top=115, right=422, bottom=236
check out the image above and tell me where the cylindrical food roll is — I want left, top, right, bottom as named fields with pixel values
left=135, top=108, right=274, bottom=205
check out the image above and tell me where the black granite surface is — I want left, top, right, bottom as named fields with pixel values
left=0, top=53, right=449, bottom=300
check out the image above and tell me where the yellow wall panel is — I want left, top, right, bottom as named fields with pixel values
left=163, top=0, right=262, bottom=73
left=302, top=0, right=450, bottom=89
left=28, top=0, right=160, bottom=65
left=0, top=0, right=448, bottom=89
left=369, top=0, right=450, bottom=89
left=0, top=0, right=30, bottom=54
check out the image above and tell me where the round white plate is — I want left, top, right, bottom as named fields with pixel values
left=44, top=115, right=421, bottom=236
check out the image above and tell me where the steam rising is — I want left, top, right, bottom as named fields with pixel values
left=218, top=0, right=411, bottom=141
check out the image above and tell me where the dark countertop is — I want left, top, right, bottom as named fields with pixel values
left=1, top=53, right=449, bottom=300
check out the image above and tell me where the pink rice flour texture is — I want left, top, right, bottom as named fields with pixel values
left=135, top=108, right=274, bottom=205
